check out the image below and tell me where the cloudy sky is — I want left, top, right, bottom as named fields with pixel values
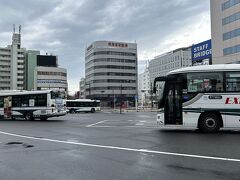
left=0, top=0, right=211, bottom=92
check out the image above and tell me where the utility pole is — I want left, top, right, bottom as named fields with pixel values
left=120, top=84, right=122, bottom=114
left=112, top=89, right=115, bottom=111
left=151, top=83, right=153, bottom=109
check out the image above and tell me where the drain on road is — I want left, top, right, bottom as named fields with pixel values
left=5, top=141, right=34, bottom=148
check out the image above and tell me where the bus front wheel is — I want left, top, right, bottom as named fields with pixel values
left=25, top=112, right=33, bottom=121
left=91, top=108, right=95, bottom=113
left=199, top=113, right=221, bottom=133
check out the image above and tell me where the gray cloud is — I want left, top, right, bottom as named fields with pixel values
left=0, top=0, right=210, bottom=91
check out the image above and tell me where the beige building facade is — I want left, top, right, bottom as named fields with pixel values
left=34, top=66, right=68, bottom=91
left=211, top=0, right=240, bottom=64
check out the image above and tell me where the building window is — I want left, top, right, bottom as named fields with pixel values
left=223, top=28, right=240, bottom=40
left=86, top=51, right=136, bottom=59
left=223, top=44, right=240, bottom=55
left=222, top=0, right=240, bottom=11
left=86, top=65, right=136, bottom=72
left=222, top=11, right=240, bottom=25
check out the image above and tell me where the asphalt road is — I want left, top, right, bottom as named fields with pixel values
left=0, top=111, right=240, bottom=180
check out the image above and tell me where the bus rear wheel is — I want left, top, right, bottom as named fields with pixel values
left=91, top=108, right=95, bottom=113
left=70, top=109, right=75, bottom=114
left=199, top=113, right=221, bottom=133
left=25, top=112, right=33, bottom=121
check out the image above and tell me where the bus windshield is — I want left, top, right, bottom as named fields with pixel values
left=157, top=81, right=165, bottom=100
left=51, top=91, right=66, bottom=99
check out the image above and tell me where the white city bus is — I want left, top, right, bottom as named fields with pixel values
left=0, top=89, right=67, bottom=120
left=66, top=99, right=101, bottom=113
left=153, top=64, right=240, bottom=132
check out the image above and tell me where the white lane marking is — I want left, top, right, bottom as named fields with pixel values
left=89, top=125, right=159, bottom=129
left=138, top=115, right=151, bottom=118
left=136, top=123, right=144, bottom=126
left=86, top=120, right=108, bottom=127
left=140, top=120, right=146, bottom=123
left=0, top=131, right=239, bottom=163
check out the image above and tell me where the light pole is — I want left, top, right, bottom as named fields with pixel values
left=120, top=84, right=122, bottom=114
left=150, top=83, right=153, bottom=109
left=112, top=89, right=115, bottom=111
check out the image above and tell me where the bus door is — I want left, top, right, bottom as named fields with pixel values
left=4, top=96, right=12, bottom=119
left=165, top=80, right=183, bottom=125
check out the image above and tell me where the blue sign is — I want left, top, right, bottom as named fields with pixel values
left=191, top=40, right=212, bottom=62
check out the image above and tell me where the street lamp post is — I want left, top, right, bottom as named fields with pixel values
left=120, top=84, right=122, bottom=114
left=112, top=89, right=115, bottom=111
left=150, top=83, right=153, bottom=109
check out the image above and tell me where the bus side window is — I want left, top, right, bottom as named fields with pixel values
left=78, top=102, right=83, bottom=107
left=21, top=95, right=29, bottom=107
left=12, top=96, right=21, bottom=107
left=187, top=73, right=223, bottom=93
left=226, top=72, right=240, bottom=92
left=36, top=94, right=47, bottom=107
left=0, top=97, right=3, bottom=108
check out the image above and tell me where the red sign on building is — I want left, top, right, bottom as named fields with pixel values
left=108, top=42, right=128, bottom=48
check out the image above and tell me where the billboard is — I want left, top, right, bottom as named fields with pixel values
left=37, top=55, right=57, bottom=67
left=191, top=40, right=212, bottom=63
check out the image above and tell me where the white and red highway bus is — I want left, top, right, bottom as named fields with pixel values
left=153, top=64, right=240, bottom=132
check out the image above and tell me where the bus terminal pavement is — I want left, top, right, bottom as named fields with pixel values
left=0, top=111, right=239, bottom=180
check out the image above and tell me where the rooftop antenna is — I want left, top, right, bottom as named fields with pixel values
left=13, top=24, right=15, bottom=33
left=19, top=24, right=21, bottom=34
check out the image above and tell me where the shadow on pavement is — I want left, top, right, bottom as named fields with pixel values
left=0, top=119, right=66, bottom=122
left=156, top=129, right=240, bottom=134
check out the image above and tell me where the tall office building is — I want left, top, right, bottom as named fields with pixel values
left=85, top=41, right=138, bottom=107
left=149, top=47, right=192, bottom=84
left=0, top=28, right=26, bottom=90
left=211, top=0, right=240, bottom=64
